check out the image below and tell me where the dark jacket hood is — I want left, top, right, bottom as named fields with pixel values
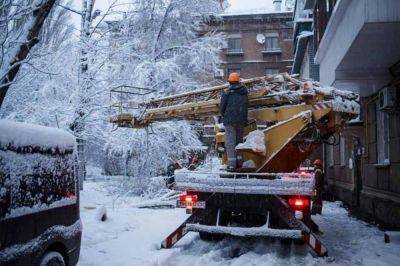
left=228, top=83, right=247, bottom=95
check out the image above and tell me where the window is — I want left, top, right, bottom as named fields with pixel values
left=265, top=69, right=279, bottom=76
left=376, top=103, right=390, bottom=164
left=327, top=144, right=334, bottom=167
left=227, top=38, right=242, bottom=53
left=340, top=135, right=345, bottom=166
left=264, top=33, right=280, bottom=52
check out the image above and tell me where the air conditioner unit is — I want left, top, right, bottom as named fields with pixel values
left=378, top=86, right=399, bottom=111
left=214, top=68, right=224, bottom=77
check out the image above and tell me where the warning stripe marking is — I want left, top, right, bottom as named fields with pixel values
left=312, top=102, right=332, bottom=110
left=161, top=224, right=187, bottom=249
left=303, top=233, right=327, bottom=256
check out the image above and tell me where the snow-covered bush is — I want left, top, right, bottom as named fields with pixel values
left=104, top=121, right=202, bottom=195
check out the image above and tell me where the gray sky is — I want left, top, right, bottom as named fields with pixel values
left=68, top=0, right=279, bottom=31
left=225, top=0, right=276, bottom=13
left=69, top=0, right=277, bottom=15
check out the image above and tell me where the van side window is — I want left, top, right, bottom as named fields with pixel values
left=0, top=151, right=76, bottom=219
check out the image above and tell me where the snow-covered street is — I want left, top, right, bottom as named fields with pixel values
left=78, top=181, right=400, bottom=266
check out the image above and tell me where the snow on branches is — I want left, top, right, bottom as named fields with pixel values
left=1, top=0, right=224, bottom=194
left=106, top=0, right=224, bottom=96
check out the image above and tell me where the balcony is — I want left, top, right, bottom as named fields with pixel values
left=262, top=48, right=282, bottom=54
left=315, top=0, right=400, bottom=96
left=225, top=49, right=244, bottom=55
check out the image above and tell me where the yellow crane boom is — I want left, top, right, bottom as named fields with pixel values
left=110, top=73, right=359, bottom=173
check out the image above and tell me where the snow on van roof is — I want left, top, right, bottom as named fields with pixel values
left=0, top=120, right=76, bottom=152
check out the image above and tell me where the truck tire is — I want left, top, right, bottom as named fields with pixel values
left=198, top=208, right=227, bottom=241
left=293, top=238, right=305, bottom=245
left=39, top=251, right=65, bottom=266
left=280, top=238, right=293, bottom=245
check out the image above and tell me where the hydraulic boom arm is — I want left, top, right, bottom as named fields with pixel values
left=110, top=73, right=359, bottom=173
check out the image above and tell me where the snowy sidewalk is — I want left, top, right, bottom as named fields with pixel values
left=78, top=181, right=399, bottom=266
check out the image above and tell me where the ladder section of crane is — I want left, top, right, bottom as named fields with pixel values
left=109, top=73, right=359, bottom=128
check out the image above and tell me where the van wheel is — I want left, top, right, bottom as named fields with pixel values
left=40, top=251, right=65, bottom=266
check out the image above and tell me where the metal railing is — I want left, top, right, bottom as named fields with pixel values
left=109, top=85, right=155, bottom=115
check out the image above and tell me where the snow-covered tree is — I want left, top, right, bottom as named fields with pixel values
left=101, top=0, right=224, bottom=194
left=1, top=0, right=224, bottom=194
left=1, top=0, right=76, bottom=122
left=0, top=0, right=57, bottom=106
left=107, top=0, right=224, bottom=96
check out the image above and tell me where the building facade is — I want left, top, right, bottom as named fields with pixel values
left=205, top=7, right=294, bottom=80
left=293, top=0, right=400, bottom=229
left=291, top=0, right=319, bottom=80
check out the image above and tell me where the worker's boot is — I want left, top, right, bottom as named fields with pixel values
left=227, top=166, right=236, bottom=172
left=311, top=203, right=322, bottom=215
left=236, top=154, right=243, bottom=169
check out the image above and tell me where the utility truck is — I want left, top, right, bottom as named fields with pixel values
left=110, top=74, right=359, bottom=257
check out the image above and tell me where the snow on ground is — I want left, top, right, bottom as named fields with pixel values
left=79, top=181, right=400, bottom=266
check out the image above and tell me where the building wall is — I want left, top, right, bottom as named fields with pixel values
left=360, top=96, right=400, bottom=228
left=324, top=124, right=364, bottom=207
left=323, top=90, right=400, bottom=229
left=308, top=0, right=400, bottom=228
left=308, top=39, right=319, bottom=81
left=216, top=13, right=294, bottom=79
left=299, top=43, right=310, bottom=79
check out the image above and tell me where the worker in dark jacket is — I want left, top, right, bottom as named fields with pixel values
left=220, top=72, right=248, bottom=171
left=312, top=159, right=324, bottom=214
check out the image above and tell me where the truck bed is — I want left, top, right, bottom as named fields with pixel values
left=174, top=170, right=315, bottom=196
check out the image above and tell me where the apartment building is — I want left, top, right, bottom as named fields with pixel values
left=293, top=0, right=400, bottom=229
left=203, top=2, right=294, bottom=80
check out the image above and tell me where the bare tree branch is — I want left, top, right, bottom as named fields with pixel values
left=56, top=3, right=82, bottom=16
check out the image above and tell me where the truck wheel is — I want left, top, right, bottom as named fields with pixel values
left=280, top=238, right=292, bottom=245
left=293, top=238, right=305, bottom=245
left=40, top=251, right=65, bottom=266
left=198, top=208, right=228, bottom=241
left=199, top=232, right=224, bottom=241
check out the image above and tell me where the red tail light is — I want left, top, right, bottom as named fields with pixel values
left=65, top=192, right=75, bottom=198
left=288, top=197, right=310, bottom=210
left=179, top=194, right=198, bottom=208
left=179, top=194, right=198, bottom=202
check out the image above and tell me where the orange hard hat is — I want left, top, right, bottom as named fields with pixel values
left=313, top=159, right=322, bottom=167
left=228, top=72, right=240, bottom=83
